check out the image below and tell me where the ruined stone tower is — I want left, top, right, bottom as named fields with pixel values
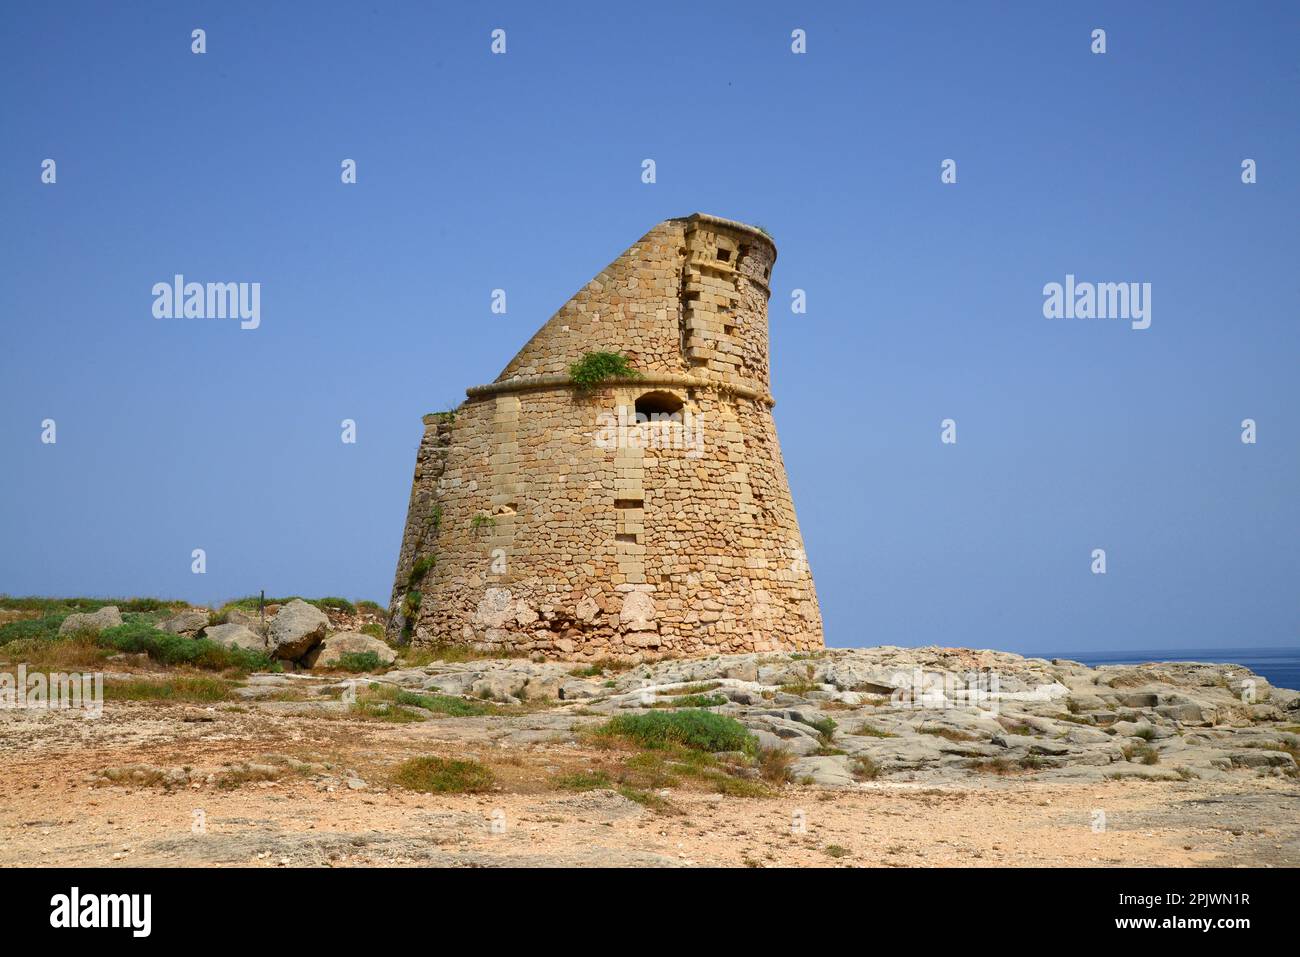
left=389, top=213, right=823, bottom=660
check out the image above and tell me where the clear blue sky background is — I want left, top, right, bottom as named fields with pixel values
left=2, top=2, right=1296, bottom=654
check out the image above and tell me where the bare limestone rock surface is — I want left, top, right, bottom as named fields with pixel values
left=344, top=645, right=1299, bottom=787
left=203, top=623, right=266, bottom=653
left=1, top=643, right=1297, bottom=868
left=57, top=606, right=122, bottom=637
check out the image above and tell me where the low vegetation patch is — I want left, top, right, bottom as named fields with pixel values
left=851, top=756, right=880, bottom=781
left=0, top=635, right=108, bottom=670
left=777, top=680, right=819, bottom=695
left=332, top=651, right=384, bottom=673
left=392, top=689, right=495, bottom=717
left=552, top=770, right=613, bottom=791
left=619, top=748, right=769, bottom=799
left=392, top=757, right=494, bottom=794
left=0, top=615, right=65, bottom=646
left=855, top=723, right=896, bottom=738
left=98, top=622, right=275, bottom=673
left=104, top=676, right=233, bottom=703
left=349, top=700, right=425, bottom=723
left=660, top=682, right=723, bottom=696
left=996, top=718, right=1040, bottom=737
left=0, top=596, right=184, bottom=616
left=918, top=726, right=979, bottom=742
left=1240, top=738, right=1300, bottom=766
left=569, top=351, right=642, bottom=392
left=596, top=710, right=756, bottom=755
left=1122, top=742, right=1160, bottom=765
left=651, top=693, right=727, bottom=709
left=791, top=714, right=836, bottom=745
left=756, top=746, right=795, bottom=784
left=965, top=757, right=1016, bottom=775
left=398, top=643, right=530, bottom=666
left=616, top=785, right=675, bottom=812
left=568, top=658, right=634, bottom=678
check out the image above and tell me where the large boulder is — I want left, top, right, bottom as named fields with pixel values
left=158, top=608, right=210, bottom=636
left=58, top=606, right=122, bottom=637
left=203, top=623, right=266, bottom=654
left=303, top=631, right=396, bottom=669
left=224, top=607, right=268, bottom=636
left=266, top=599, right=328, bottom=661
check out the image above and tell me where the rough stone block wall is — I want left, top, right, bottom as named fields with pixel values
left=389, top=214, right=823, bottom=660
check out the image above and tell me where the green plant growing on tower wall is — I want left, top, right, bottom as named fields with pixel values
left=569, top=351, right=642, bottom=392
left=407, top=554, right=435, bottom=587
left=402, top=590, right=421, bottom=618
left=470, top=513, right=495, bottom=532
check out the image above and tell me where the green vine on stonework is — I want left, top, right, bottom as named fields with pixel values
left=407, top=554, right=435, bottom=588
left=569, top=351, right=642, bottom=392
left=402, top=590, right=422, bottom=618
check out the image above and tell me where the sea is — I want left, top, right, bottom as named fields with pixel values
left=1029, top=647, right=1300, bottom=693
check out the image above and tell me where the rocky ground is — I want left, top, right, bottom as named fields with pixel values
left=2, top=641, right=1299, bottom=867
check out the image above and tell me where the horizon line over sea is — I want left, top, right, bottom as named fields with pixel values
left=1023, top=646, right=1300, bottom=693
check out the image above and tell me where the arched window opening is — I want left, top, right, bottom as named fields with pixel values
left=634, top=390, right=684, bottom=420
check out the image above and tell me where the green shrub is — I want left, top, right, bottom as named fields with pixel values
left=356, top=600, right=385, bottom=615
left=0, top=615, right=65, bottom=646
left=97, top=621, right=275, bottom=673
left=334, top=651, right=383, bottom=673
left=652, top=693, right=727, bottom=709
left=393, top=690, right=494, bottom=717
left=852, top=756, right=881, bottom=780
left=569, top=351, right=641, bottom=392
left=1123, top=742, right=1160, bottom=765
left=402, top=590, right=422, bottom=617
left=314, top=597, right=356, bottom=615
left=801, top=715, right=837, bottom=742
left=597, top=710, right=756, bottom=755
left=408, top=555, right=435, bottom=585
left=392, top=757, right=494, bottom=793
left=359, top=622, right=386, bottom=640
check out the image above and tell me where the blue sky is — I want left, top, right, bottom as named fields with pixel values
left=2, top=1, right=1296, bottom=653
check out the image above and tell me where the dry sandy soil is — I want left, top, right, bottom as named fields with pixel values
left=2, top=692, right=1297, bottom=868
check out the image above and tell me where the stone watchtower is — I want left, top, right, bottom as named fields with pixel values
left=389, top=214, right=823, bottom=660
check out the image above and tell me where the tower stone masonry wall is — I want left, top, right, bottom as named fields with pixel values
left=389, top=213, right=824, bottom=661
